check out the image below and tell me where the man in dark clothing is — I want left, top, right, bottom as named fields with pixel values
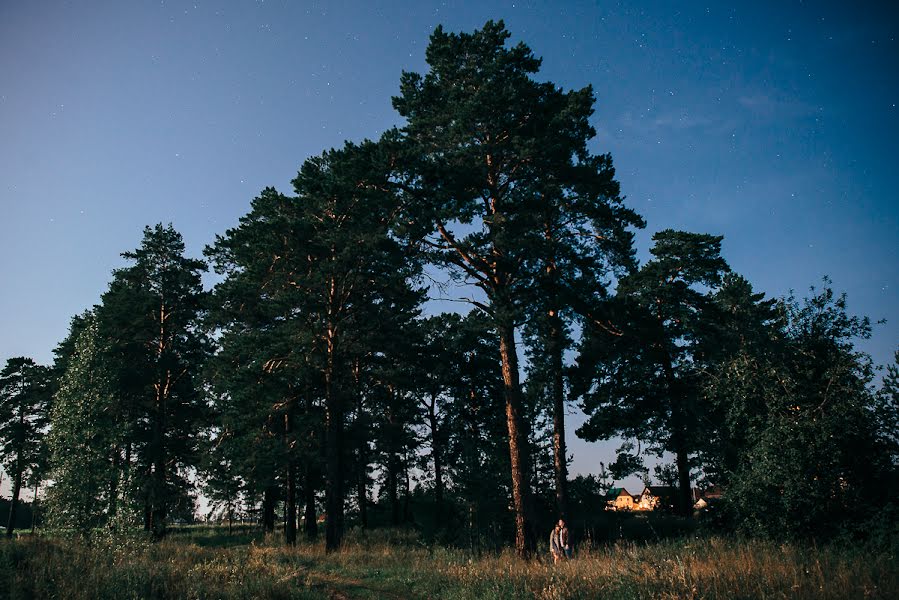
left=558, top=519, right=571, bottom=559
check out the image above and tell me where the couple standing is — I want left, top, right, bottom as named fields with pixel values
left=549, top=518, right=570, bottom=563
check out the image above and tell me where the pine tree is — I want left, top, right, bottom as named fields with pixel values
left=97, top=223, right=209, bottom=537
left=207, top=141, right=423, bottom=551
left=439, top=311, right=510, bottom=550
left=574, top=230, right=729, bottom=515
left=392, top=20, right=639, bottom=556
left=522, top=131, right=643, bottom=521
left=0, top=357, right=51, bottom=537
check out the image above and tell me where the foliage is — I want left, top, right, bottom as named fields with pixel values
left=45, top=318, right=125, bottom=536
left=96, top=223, right=209, bottom=536
left=705, top=280, right=891, bottom=539
left=391, top=17, right=647, bottom=556
left=1, top=530, right=896, bottom=600
left=0, top=357, right=52, bottom=536
left=2, top=20, right=897, bottom=556
left=573, top=230, right=730, bottom=513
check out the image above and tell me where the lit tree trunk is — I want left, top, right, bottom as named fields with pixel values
left=150, top=296, right=171, bottom=539
left=543, top=222, right=569, bottom=520
left=497, top=318, right=537, bottom=558
left=150, top=396, right=167, bottom=538
left=304, top=389, right=319, bottom=540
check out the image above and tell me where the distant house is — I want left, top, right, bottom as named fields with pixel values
left=604, top=487, right=637, bottom=511
left=634, top=486, right=677, bottom=512
left=693, top=486, right=725, bottom=510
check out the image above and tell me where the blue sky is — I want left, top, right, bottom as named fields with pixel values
left=1, top=1, right=897, bottom=492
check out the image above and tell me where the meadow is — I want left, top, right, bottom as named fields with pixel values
left=2, top=526, right=895, bottom=599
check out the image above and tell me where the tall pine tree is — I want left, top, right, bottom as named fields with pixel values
left=97, top=224, right=209, bottom=537
left=392, top=20, right=640, bottom=556
left=0, top=357, right=51, bottom=537
left=574, top=230, right=729, bottom=514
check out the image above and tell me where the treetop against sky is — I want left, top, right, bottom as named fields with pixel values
left=0, top=2, right=896, bottom=492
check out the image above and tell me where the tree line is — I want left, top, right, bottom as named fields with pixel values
left=2, top=21, right=897, bottom=555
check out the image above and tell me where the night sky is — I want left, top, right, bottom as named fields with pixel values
left=1, top=1, right=897, bottom=489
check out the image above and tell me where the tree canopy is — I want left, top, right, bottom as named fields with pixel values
left=2, top=20, right=893, bottom=551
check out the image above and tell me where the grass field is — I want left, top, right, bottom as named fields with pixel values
left=2, top=526, right=896, bottom=599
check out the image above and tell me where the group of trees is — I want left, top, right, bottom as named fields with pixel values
left=1, top=21, right=896, bottom=553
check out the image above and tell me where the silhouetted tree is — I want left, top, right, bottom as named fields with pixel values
left=98, top=224, right=209, bottom=537
left=0, top=357, right=51, bottom=537
left=575, top=230, right=729, bottom=515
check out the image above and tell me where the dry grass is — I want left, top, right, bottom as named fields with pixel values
left=2, top=529, right=895, bottom=599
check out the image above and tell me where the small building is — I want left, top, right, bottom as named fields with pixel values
left=693, top=485, right=724, bottom=510
left=635, top=486, right=677, bottom=512
left=604, top=487, right=636, bottom=511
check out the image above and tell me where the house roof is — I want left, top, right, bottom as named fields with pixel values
left=642, top=486, right=676, bottom=497
left=605, top=487, right=632, bottom=499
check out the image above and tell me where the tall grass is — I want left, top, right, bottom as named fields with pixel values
left=2, top=528, right=895, bottom=599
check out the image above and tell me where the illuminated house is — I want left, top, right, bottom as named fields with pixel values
left=693, top=486, right=724, bottom=510
left=604, top=487, right=637, bottom=511
left=634, top=486, right=677, bottom=512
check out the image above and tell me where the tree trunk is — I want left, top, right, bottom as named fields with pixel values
left=109, top=445, right=120, bottom=520
left=658, top=340, right=693, bottom=517
left=5, top=455, right=22, bottom=538
left=304, top=464, right=318, bottom=540
left=31, top=479, right=38, bottom=534
left=387, top=451, right=400, bottom=526
left=352, top=364, right=368, bottom=531
left=356, top=450, right=368, bottom=530
left=285, top=460, right=297, bottom=546
left=403, top=460, right=412, bottom=523
left=548, top=311, right=569, bottom=519
left=672, top=424, right=693, bottom=516
left=386, top=395, right=401, bottom=527
left=150, top=378, right=168, bottom=539
left=263, top=485, right=276, bottom=534
left=151, top=456, right=166, bottom=538
left=497, top=320, right=537, bottom=558
left=428, top=402, right=444, bottom=519
left=543, top=228, right=569, bottom=520
left=324, top=346, right=344, bottom=551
